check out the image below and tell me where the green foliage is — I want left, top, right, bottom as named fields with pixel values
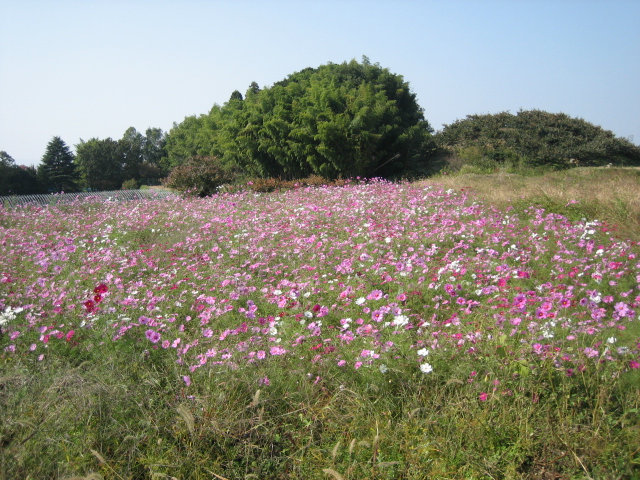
left=229, top=90, right=243, bottom=101
left=142, top=127, right=168, bottom=170
left=435, top=110, right=640, bottom=170
left=165, top=58, right=436, bottom=180
left=0, top=152, right=41, bottom=195
left=162, top=156, right=232, bottom=196
left=119, top=127, right=145, bottom=181
left=75, top=137, right=126, bottom=191
left=38, top=136, right=80, bottom=193
left=163, top=115, right=219, bottom=171
left=0, top=150, right=15, bottom=167
left=75, top=128, right=168, bottom=191
left=121, top=178, right=139, bottom=190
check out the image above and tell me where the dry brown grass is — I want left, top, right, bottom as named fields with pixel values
left=418, top=167, right=640, bottom=241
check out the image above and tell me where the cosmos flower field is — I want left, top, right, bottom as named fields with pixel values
left=2, top=180, right=639, bottom=383
left=1, top=179, right=639, bottom=477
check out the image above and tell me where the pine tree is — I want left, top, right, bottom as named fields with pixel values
left=229, top=90, right=243, bottom=102
left=39, top=136, right=80, bottom=192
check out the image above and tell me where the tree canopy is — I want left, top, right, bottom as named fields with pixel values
left=75, top=137, right=125, bottom=191
left=75, top=127, right=167, bottom=191
left=165, top=58, right=435, bottom=180
left=434, top=110, right=640, bottom=169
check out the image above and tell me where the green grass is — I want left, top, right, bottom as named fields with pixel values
left=2, top=313, right=639, bottom=479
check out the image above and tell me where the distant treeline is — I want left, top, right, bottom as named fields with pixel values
left=1, top=129, right=167, bottom=196
left=2, top=57, right=639, bottom=196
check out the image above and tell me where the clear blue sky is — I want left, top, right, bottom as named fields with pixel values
left=1, top=0, right=639, bottom=166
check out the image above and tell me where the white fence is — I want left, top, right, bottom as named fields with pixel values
left=0, top=190, right=178, bottom=208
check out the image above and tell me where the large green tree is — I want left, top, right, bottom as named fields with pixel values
left=166, top=58, right=435, bottom=180
left=75, top=138, right=125, bottom=191
left=141, top=127, right=168, bottom=182
left=119, top=127, right=144, bottom=182
left=163, top=115, right=219, bottom=170
left=143, top=128, right=167, bottom=165
left=119, top=127, right=168, bottom=184
left=38, top=136, right=80, bottom=192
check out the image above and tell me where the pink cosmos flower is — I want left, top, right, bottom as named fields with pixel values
left=270, top=346, right=286, bottom=356
left=202, top=328, right=213, bottom=338
left=583, top=347, right=599, bottom=358
left=145, top=329, right=161, bottom=343
left=366, top=290, right=384, bottom=301
left=614, top=302, right=630, bottom=316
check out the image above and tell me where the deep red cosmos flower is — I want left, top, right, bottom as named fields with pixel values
left=84, top=299, right=95, bottom=313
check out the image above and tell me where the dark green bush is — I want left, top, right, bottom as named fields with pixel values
left=162, top=156, right=232, bottom=196
left=121, top=178, right=139, bottom=190
left=435, top=110, right=640, bottom=170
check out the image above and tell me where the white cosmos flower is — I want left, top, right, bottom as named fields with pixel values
left=393, top=315, right=409, bottom=327
left=417, top=348, right=429, bottom=357
left=420, top=363, right=433, bottom=374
